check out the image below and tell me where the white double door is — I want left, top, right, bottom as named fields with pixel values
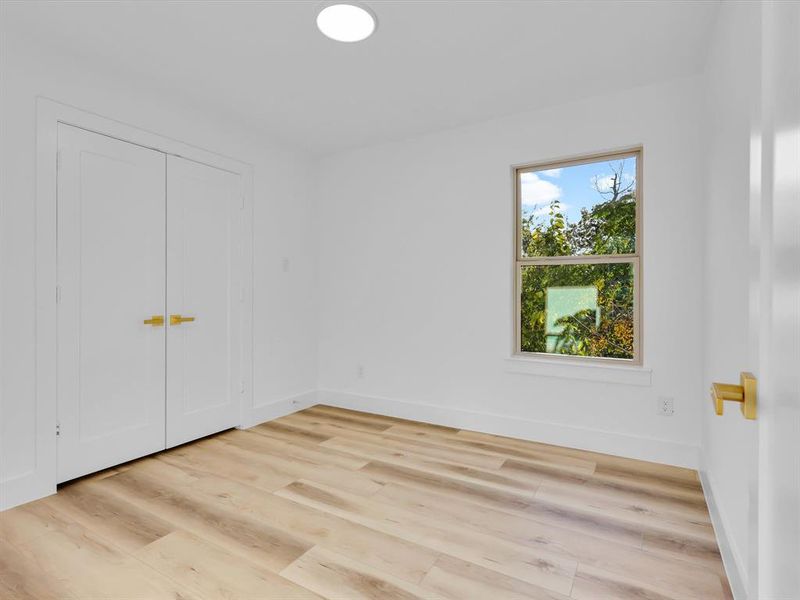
left=56, top=124, right=242, bottom=483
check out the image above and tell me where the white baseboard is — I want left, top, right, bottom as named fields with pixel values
left=317, top=389, right=700, bottom=468
left=699, top=469, right=748, bottom=600
left=0, top=473, right=56, bottom=512
left=240, top=389, right=319, bottom=429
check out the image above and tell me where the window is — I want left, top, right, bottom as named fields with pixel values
left=514, top=149, right=641, bottom=363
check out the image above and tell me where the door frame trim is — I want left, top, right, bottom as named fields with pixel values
left=29, top=97, right=254, bottom=506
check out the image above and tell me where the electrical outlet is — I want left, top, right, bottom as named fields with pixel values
left=357, top=364, right=365, bottom=379
left=657, top=396, right=675, bottom=416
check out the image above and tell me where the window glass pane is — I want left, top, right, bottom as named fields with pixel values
left=520, top=262, right=634, bottom=359
left=520, top=155, right=637, bottom=257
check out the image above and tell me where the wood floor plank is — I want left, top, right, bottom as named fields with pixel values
left=372, top=421, right=461, bottom=438
left=537, top=475, right=710, bottom=523
left=571, top=565, right=678, bottom=600
left=514, top=470, right=706, bottom=520
left=502, top=457, right=707, bottom=509
left=583, top=471, right=705, bottom=506
left=158, top=439, right=296, bottom=493
left=309, top=405, right=416, bottom=427
left=642, top=528, right=725, bottom=573
left=421, top=554, right=572, bottom=600
left=359, top=459, right=539, bottom=508
left=384, top=423, right=598, bottom=474
left=570, top=560, right=726, bottom=600
left=499, top=457, right=591, bottom=487
left=302, top=405, right=398, bottom=432
left=242, top=425, right=371, bottom=469
left=371, top=481, right=725, bottom=599
left=0, top=539, right=77, bottom=600
left=592, top=461, right=703, bottom=495
left=0, top=406, right=731, bottom=599
left=135, top=530, right=322, bottom=599
left=274, top=415, right=508, bottom=470
left=456, top=428, right=700, bottom=485
left=268, top=413, right=506, bottom=469
left=12, top=520, right=201, bottom=599
left=43, top=479, right=174, bottom=552
left=360, top=460, right=645, bottom=547
left=282, top=410, right=392, bottom=434
left=0, top=497, right=74, bottom=548
left=323, top=435, right=542, bottom=494
left=372, top=480, right=644, bottom=555
left=535, top=483, right=715, bottom=541
left=590, top=453, right=700, bottom=483
left=281, top=546, right=447, bottom=600
left=148, top=457, right=442, bottom=584
left=306, top=406, right=458, bottom=437
left=215, top=432, right=383, bottom=496
left=253, top=420, right=333, bottom=444
left=581, top=471, right=708, bottom=515
left=96, top=459, right=313, bottom=573
left=276, top=479, right=578, bottom=595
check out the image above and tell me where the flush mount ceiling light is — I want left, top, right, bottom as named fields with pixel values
left=316, top=3, right=377, bottom=42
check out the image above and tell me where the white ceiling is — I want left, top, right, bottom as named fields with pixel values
left=3, top=1, right=720, bottom=156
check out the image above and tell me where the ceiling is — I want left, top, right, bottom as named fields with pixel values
left=2, top=1, right=720, bottom=156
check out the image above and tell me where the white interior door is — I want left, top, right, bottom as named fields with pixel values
left=166, top=155, right=242, bottom=447
left=756, top=3, right=800, bottom=596
left=56, top=124, right=166, bottom=483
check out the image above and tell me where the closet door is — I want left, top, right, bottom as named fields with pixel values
left=57, top=124, right=167, bottom=483
left=166, top=156, right=242, bottom=447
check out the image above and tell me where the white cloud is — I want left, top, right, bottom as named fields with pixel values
left=520, top=172, right=562, bottom=207
left=539, top=168, right=562, bottom=178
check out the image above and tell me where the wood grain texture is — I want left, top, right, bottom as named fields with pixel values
left=0, top=405, right=732, bottom=599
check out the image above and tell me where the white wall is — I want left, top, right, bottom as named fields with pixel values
left=0, top=32, right=318, bottom=509
left=700, top=3, right=762, bottom=597
left=315, top=76, right=706, bottom=468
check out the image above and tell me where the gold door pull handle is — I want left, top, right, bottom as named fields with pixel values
left=144, top=315, right=165, bottom=327
left=170, top=314, right=196, bottom=326
left=711, top=372, right=757, bottom=420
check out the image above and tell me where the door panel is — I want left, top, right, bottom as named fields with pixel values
left=758, top=3, right=800, bottom=595
left=166, top=156, right=241, bottom=447
left=57, top=124, right=166, bottom=483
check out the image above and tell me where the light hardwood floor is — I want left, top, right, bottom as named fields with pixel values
left=0, top=405, right=732, bottom=599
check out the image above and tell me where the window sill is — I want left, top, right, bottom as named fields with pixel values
left=504, top=356, right=652, bottom=386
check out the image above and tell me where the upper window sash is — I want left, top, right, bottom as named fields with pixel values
left=516, top=149, right=641, bottom=261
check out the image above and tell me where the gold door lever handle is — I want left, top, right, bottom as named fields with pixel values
left=144, top=315, right=165, bottom=327
left=170, top=314, right=196, bottom=326
left=711, top=372, right=757, bottom=420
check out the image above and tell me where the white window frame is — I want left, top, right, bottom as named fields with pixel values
left=513, top=147, right=643, bottom=365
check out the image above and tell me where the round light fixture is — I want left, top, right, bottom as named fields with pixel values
left=316, top=3, right=377, bottom=43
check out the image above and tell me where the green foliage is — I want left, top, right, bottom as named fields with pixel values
left=520, top=262, right=634, bottom=358
left=568, top=193, right=636, bottom=255
left=520, top=163, right=636, bottom=359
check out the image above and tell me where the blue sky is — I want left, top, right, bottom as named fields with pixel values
left=520, top=157, right=637, bottom=224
